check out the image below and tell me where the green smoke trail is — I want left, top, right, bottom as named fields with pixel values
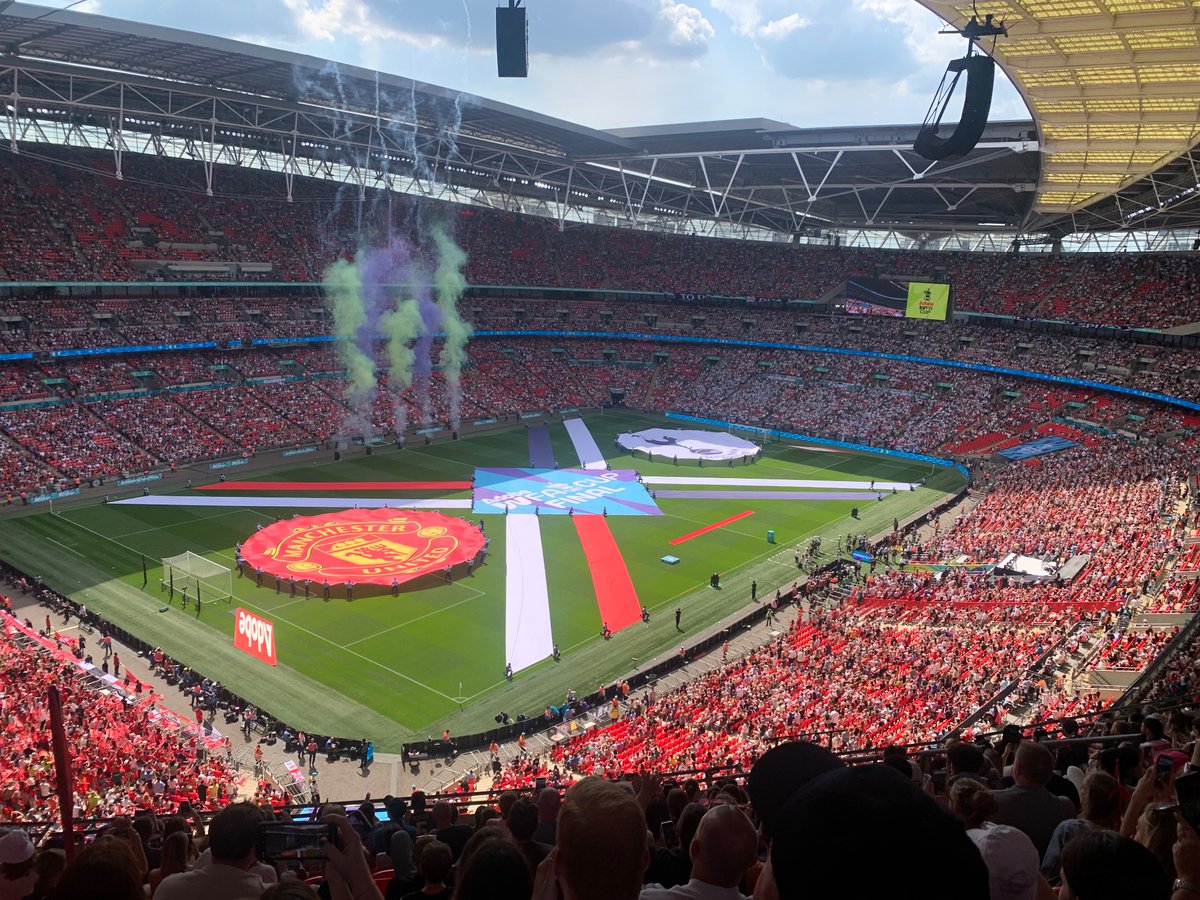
left=322, top=257, right=377, bottom=433
left=380, top=292, right=424, bottom=432
left=432, top=224, right=473, bottom=431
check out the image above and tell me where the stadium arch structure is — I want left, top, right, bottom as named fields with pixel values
left=0, top=1, right=1196, bottom=256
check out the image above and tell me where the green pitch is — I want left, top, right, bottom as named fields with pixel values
left=0, top=411, right=963, bottom=750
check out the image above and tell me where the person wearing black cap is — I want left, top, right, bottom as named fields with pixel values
left=765, top=764, right=989, bottom=900
left=746, top=741, right=843, bottom=840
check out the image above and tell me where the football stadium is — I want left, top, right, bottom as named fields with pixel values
left=0, top=0, right=1198, bottom=897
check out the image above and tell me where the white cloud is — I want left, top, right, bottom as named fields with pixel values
left=757, top=13, right=809, bottom=40
left=657, top=1, right=716, bottom=53
left=853, top=0, right=952, bottom=66
left=283, top=0, right=416, bottom=46
left=708, top=0, right=762, bottom=38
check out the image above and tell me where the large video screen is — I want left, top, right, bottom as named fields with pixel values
left=843, top=278, right=952, bottom=321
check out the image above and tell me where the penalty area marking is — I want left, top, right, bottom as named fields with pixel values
left=669, top=510, right=756, bottom=546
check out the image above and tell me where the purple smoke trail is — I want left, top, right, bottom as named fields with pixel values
left=348, top=242, right=403, bottom=440
left=412, top=279, right=443, bottom=425
left=359, top=239, right=420, bottom=434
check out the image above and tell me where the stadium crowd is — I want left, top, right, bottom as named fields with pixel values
left=1, top=147, right=1200, bottom=328
left=7, top=726, right=1200, bottom=899
left=0, top=616, right=246, bottom=826
left=0, top=322, right=1194, bottom=499
left=1, top=145, right=1199, bottom=900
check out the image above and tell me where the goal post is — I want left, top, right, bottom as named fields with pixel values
left=161, top=551, right=233, bottom=605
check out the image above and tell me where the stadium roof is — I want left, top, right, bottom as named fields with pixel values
left=918, top=0, right=1200, bottom=233
left=0, top=1, right=1196, bottom=240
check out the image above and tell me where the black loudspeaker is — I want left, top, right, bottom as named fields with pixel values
left=913, top=54, right=995, bottom=161
left=496, top=4, right=528, bottom=78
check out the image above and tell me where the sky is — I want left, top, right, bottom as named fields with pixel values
left=39, top=0, right=1030, bottom=132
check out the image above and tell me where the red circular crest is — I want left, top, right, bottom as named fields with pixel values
left=240, top=508, right=485, bottom=586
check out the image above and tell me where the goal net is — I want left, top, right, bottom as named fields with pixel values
left=161, top=551, right=233, bottom=604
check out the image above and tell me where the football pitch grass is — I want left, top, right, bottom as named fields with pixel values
left=0, top=411, right=964, bottom=750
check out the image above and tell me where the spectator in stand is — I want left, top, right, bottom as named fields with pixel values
left=746, top=741, right=843, bottom=839
left=259, top=882, right=320, bottom=899
left=1058, top=830, right=1170, bottom=900
left=1041, top=772, right=1124, bottom=886
left=317, top=813, right=386, bottom=900
left=30, top=848, right=65, bottom=900
left=993, top=742, right=1078, bottom=859
left=149, top=831, right=193, bottom=897
left=453, top=829, right=532, bottom=900
left=531, top=788, right=560, bottom=846
left=641, top=804, right=758, bottom=900
left=155, top=803, right=267, bottom=900
left=48, top=838, right=144, bottom=900
left=399, top=840, right=451, bottom=900
left=0, top=829, right=37, bottom=900
left=948, top=778, right=1048, bottom=900
left=508, top=796, right=552, bottom=879
left=541, top=778, right=648, bottom=900
left=383, top=831, right=421, bottom=900
left=764, top=764, right=989, bottom=900
left=431, top=801, right=473, bottom=863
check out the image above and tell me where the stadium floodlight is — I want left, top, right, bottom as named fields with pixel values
left=913, top=14, right=1007, bottom=162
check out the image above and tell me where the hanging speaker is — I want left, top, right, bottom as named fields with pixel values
left=914, top=54, right=995, bottom=161
left=496, top=4, right=528, bottom=78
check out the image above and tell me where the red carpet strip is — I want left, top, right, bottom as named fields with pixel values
left=669, top=510, right=756, bottom=546
left=573, top=515, right=642, bottom=631
left=196, top=481, right=472, bottom=492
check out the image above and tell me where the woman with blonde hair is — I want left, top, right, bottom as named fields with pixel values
left=1040, top=770, right=1122, bottom=886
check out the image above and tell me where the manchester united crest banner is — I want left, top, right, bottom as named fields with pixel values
left=240, top=508, right=486, bottom=586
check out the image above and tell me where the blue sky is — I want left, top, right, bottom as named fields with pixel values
left=48, top=0, right=1028, bottom=131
